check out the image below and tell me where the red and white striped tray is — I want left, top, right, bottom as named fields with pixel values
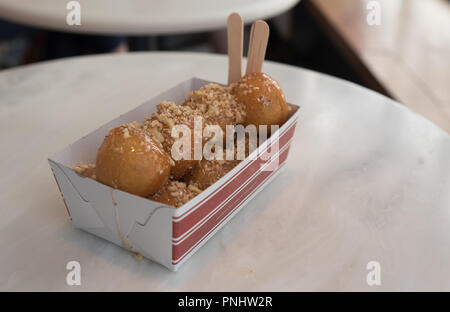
left=49, top=78, right=299, bottom=271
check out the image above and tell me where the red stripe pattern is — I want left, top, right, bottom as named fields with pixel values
left=172, top=122, right=297, bottom=264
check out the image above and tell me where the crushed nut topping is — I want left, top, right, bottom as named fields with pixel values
left=182, top=83, right=246, bottom=130
left=151, top=180, right=202, bottom=208
left=74, top=164, right=96, bottom=179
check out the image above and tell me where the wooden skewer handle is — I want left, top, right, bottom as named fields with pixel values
left=246, top=23, right=255, bottom=75
left=227, top=13, right=244, bottom=84
left=245, top=20, right=270, bottom=75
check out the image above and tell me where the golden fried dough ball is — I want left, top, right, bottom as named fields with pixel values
left=142, top=101, right=207, bottom=179
left=184, top=151, right=240, bottom=190
left=74, top=164, right=96, bottom=179
left=234, top=132, right=258, bottom=160
left=232, top=73, right=289, bottom=132
left=183, top=83, right=246, bottom=134
left=151, top=181, right=202, bottom=208
left=95, top=123, right=170, bottom=197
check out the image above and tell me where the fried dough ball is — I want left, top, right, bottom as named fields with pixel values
left=234, top=132, right=258, bottom=160
left=142, top=101, right=207, bottom=179
left=183, top=83, right=246, bottom=134
left=184, top=150, right=240, bottom=190
left=74, top=164, right=96, bottom=179
left=151, top=181, right=202, bottom=208
left=232, top=73, right=289, bottom=132
left=185, top=131, right=258, bottom=191
left=95, top=123, right=171, bottom=197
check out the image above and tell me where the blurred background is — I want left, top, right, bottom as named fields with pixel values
left=0, top=0, right=449, bottom=132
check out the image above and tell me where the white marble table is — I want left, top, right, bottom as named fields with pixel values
left=0, top=52, right=449, bottom=291
left=0, top=0, right=300, bottom=34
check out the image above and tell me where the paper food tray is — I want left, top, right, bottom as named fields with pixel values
left=48, top=77, right=299, bottom=271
